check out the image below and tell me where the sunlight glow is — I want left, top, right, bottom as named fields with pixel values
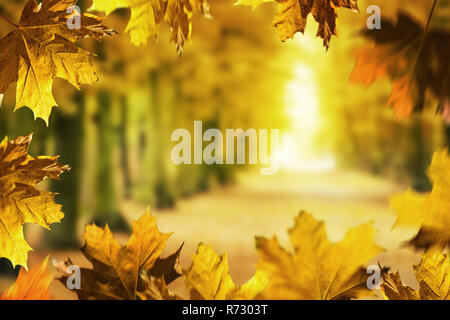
left=280, top=64, right=336, bottom=172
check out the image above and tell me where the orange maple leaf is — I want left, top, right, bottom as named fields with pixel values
left=1, top=257, right=54, bottom=300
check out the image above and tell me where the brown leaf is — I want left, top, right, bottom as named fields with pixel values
left=137, top=272, right=183, bottom=300
left=59, top=208, right=182, bottom=300
left=149, top=243, right=183, bottom=284
left=381, top=246, right=449, bottom=300
left=90, top=0, right=211, bottom=54
left=351, top=13, right=450, bottom=118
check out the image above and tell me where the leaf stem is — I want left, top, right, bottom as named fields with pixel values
left=425, top=0, right=438, bottom=32
left=0, top=12, right=19, bottom=28
left=413, top=0, right=438, bottom=66
left=406, top=0, right=439, bottom=88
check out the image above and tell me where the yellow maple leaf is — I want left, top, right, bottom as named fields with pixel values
left=391, top=149, right=450, bottom=248
left=185, top=243, right=269, bottom=300
left=0, top=0, right=114, bottom=124
left=256, top=212, right=382, bottom=299
left=90, top=0, right=212, bottom=54
left=235, top=0, right=359, bottom=48
left=60, top=208, right=183, bottom=300
left=381, top=246, right=449, bottom=300
left=0, top=134, right=69, bottom=268
left=0, top=257, right=54, bottom=300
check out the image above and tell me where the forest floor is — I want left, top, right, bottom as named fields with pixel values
left=1, top=169, right=422, bottom=299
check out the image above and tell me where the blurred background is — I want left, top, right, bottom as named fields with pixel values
left=0, top=0, right=449, bottom=298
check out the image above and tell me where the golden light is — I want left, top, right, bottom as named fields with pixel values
left=280, top=63, right=336, bottom=172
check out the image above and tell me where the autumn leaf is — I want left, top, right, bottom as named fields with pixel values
left=0, top=0, right=114, bottom=124
left=381, top=246, right=449, bottom=300
left=0, top=257, right=54, bottom=300
left=235, top=0, right=359, bottom=48
left=351, top=13, right=450, bottom=119
left=89, top=0, right=212, bottom=54
left=256, top=212, right=382, bottom=299
left=137, top=272, right=183, bottom=300
left=59, top=208, right=183, bottom=300
left=0, top=134, right=69, bottom=268
left=185, top=243, right=269, bottom=300
left=381, top=271, right=420, bottom=300
left=391, top=149, right=450, bottom=249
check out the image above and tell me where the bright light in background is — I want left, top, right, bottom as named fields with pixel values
left=280, top=63, right=336, bottom=172
left=285, top=65, right=318, bottom=131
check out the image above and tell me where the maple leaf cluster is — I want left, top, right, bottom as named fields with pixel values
left=1, top=0, right=446, bottom=122
left=1, top=146, right=449, bottom=300
left=0, top=0, right=449, bottom=302
left=43, top=209, right=381, bottom=300
left=0, top=0, right=213, bottom=122
left=236, top=0, right=359, bottom=48
left=90, top=0, right=212, bottom=54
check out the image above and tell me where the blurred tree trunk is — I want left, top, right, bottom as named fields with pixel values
left=94, top=91, right=129, bottom=231
left=129, top=86, right=156, bottom=205
left=408, top=118, right=430, bottom=191
left=46, top=93, right=84, bottom=248
left=119, top=95, right=132, bottom=199
left=150, top=70, right=175, bottom=208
